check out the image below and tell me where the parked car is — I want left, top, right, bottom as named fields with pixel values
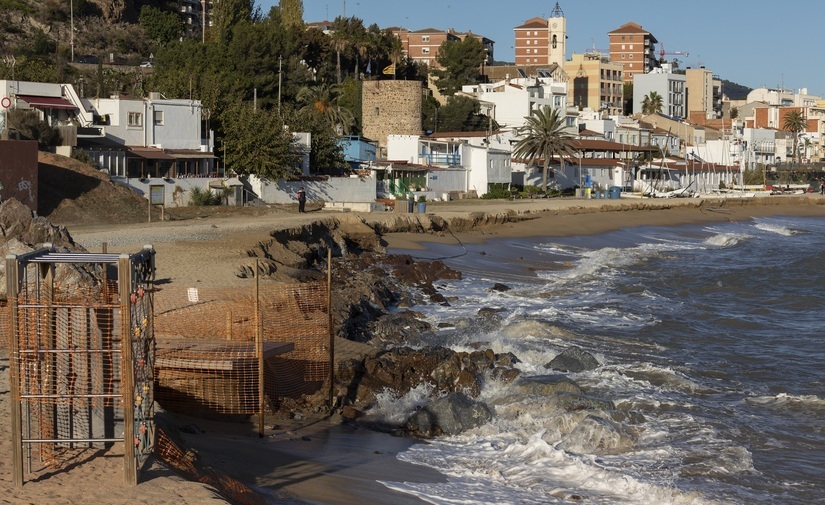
left=139, top=61, right=153, bottom=68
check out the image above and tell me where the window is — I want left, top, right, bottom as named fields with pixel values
left=621, top=44, right=625, bottom=50
left=526, top=40, right=531, bottom=45
left=534, top=40, right=538, bottom=45
left=629, top=54, right=633, bottom=59
left=526, top=49, right=531, bottom=54
left=128, top=112, right=142, bottom=127
left=629, top=44, right=634, bottom=50
left=422, top=35, right=430, bottom=42
left=422, top=47, right=430, bottom=54
left=153, top=110, right=163, bottom=126
left=621, top=54, right=625, bottom=59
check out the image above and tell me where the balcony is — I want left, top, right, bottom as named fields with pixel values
left=419, top=153, right=461, bottom=166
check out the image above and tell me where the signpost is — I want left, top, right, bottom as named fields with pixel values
left=149, top=185, right=164, bottom=222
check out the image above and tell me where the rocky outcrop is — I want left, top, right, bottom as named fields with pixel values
left=0, top=199, right=98, bottom=296
left=406, top=393, right=493, bottom=437
left=545, top=346, right=601, bottom=373
left=336, top=346, right=521, bottom=406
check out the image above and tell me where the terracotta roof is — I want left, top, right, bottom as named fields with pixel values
left=515, top=17, right=548, bottom=29
left=608, top=22, right=658, bottom=42
left=412, top=27, right=446, bottom=34
left=570, top=139, right=657, bottom=152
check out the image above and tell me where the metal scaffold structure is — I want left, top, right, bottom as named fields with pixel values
left=5, top=245, right=156, bottom=486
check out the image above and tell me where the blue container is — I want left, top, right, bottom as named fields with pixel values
left=409, top=200, right=415, bottom=213
left=417, top=202, right=427, bottom=213
left=608, top=186, right=622, bottom=199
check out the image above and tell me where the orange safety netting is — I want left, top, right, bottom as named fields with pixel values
left=151, top=282, right=330, bottom=417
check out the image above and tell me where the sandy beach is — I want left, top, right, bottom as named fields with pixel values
left=2, top=195, right=825, bottom=504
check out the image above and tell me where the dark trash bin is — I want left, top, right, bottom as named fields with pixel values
left=608, top=186, right=622, bottom=199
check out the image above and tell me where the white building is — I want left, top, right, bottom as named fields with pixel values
left=386, top=132, right=512, bottom=197
left=633, top=65, right=686, bottom=119
left=460, top=76, right=569, bottom=130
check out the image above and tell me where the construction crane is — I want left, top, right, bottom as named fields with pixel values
left=659, top=44, right=689, bottom=62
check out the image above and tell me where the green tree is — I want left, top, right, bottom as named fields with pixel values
left=219, top=99, right=302, bottom=180
left=279, top=0, right=304, bottom=30
left=6, top=109, right=61, bottom=148
left=641, top=91, right=664, bottom=115
left=435, top=95, right=496, bottom=132
left=297, top=82, right=355, bottom=134
left=285, top=105, right=345, bottom=175
left=783, top=110, right=806, bottom=166
left=139, top=5, right=184, bottom=46
left=210, top=0, right=257, bottom=44
left=512, top=105, right=577, bottom=194
left=432, top=37, right=486, bottom=96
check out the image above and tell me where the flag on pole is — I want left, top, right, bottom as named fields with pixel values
left=366, top=59, right=372, bottom=75
left=382, top=63, right=395, bottom=75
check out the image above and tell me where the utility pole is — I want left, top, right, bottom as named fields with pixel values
left=201, top=0, right=206, bottom=43
left=70, top=0, right=74, bottom=62
left=278, top=56, right=282, bottom=115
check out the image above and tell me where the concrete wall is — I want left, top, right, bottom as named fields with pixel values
left=0, top=140, right=38, bottom=212
left=249, top=175, right=377, bottom=205
left=426, top=168, right=467, bottom=195
left=121, top=174, right=378, bottom=207
left=362, top=81, right=422, bottom=154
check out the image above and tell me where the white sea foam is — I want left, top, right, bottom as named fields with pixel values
left=363, top=383, right=435, bottom=425
left=746, top=392, right=825, bottom=410
left=753, top=221, right=797, bottom=236
left=703, top=232, right=751, bottom=247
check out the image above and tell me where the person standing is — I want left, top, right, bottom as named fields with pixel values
left=297, top=187, right=307, bottom=213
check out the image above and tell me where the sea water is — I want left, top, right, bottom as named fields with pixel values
left=377, top=215, right=825, bottom=505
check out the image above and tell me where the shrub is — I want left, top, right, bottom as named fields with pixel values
left=481, top=183, right=512, bottom=199
left=189, top=186, right=221, bottom=206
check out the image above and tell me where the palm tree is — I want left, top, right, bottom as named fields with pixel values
left=512, top=105, right=577, bottom=194
left=783, top=110, right=806, bottom=166
left=297, top=83, right=355, bottom=134
left=641, top=91, right=664, bottom=115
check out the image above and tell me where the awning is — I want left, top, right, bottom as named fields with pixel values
left=128, top=147, right=176, bottom=160
left=17, top=95, right=76, bottom=110
left=167, top=152, right=218, bottom=159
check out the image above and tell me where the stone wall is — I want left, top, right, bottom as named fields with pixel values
left=362, top=80, right=423, bottom=154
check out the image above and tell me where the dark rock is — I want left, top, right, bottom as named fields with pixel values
left=512, top=375, right=583, bottom=396
left=557, top=414, right=635, bottom=454
left=406, top=392, right=492, bottom=437
left=345, top=346, right=517, bottom=406
left=494, top=352, right=521, bottom=367
left=551, top=392, right=616, bottom=412
left=490, top=367, right=521, bottom=384
left=490, top=283, right=511, bottom=292
left=477, top=307, right=506, bottom=319
left=545, top=346, right=601, bottom=373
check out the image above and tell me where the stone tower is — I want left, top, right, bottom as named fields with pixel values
left=361, top=80, right=422, bottom=156
left=548, top=2, right=567, bottom=66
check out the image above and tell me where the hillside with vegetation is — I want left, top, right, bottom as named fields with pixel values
left=3, top=1, right=753, bottom=179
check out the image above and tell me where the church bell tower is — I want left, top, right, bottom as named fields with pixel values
left=548, top=2, right=567, bottom=66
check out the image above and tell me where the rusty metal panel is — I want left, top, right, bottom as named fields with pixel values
left=0, top=140, right=38, bottom=212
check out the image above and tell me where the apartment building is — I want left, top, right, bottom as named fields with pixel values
left=633, top=65, right=686, bottom=119
left=608, top=22, right=659, bottom=82
left=685, top=67, right=722, bottom=120
left=565, top=51, right=624, bottom=117
left=514, top=17, right=550, bottom=66
left=513, top=2, right=567, bottom=67
left=404, top=28, right=458, bottom=66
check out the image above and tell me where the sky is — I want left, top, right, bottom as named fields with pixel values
left=256, top=0, right=825, bottom=97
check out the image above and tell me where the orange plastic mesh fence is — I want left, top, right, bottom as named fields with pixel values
left=152, top=282, right=330, bottom=417
left=155, top=428, right=269, bottom=505
left=8, top=284, right=126, bottom=467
